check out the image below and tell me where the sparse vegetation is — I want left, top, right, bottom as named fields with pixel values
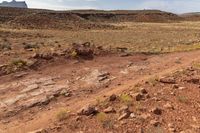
left=120, top=94, right=133, bottom=105
left=97, top=112, right=107, bottom=122
left=177, top=95, right=189, bottom=104
left=11, top=59, right=27, bottom=68
left=23, top=43, right=39, bottom=50
left=2, top=7, right=200, bottom=133
left=148, top=76, right=159, bottom=86
left=192, top=62, right=200, bottom=69
left=96, top=98, right=109, bottom=107
left=70, top=50, right=78, bottom=58
left=56, top=109, right=69, bottom=121
left=96, top=112, right=113, bottom=129
left=0, top=42, right=12, bottom=51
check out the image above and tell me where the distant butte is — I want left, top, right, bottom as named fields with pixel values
left=0, top=0, right=27, bottom=8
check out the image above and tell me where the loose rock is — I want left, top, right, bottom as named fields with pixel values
left=109, top=94, right=117, bottom=101
left=151, top=107, right=162, bottom=115
left=130, top=113, right=136, bottom=118
left=119, top=105, right=129, bottom=113
left=132, top=93, right=144, bottom=101
left=164, top=103, right=174, bottom=110
left=159, top=77, right=176, bottom=84
left=103, top=106, right=115, bottom=113
left=118, top=105, right=131, bottom=120
left=140, top=88, right=148, bottom=94
left=77, top=105, right=98, bottom=116
left=118, top=112, right=130, bottom=120
left=28, top=128, right=47, bottom=133
left=150, top=120, right=160, bottom=127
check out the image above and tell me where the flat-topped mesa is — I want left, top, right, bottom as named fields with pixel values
left=0, top=0, right=28, bottom=8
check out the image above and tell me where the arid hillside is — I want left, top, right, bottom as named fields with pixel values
left=181, top=12, right=200, bottom=21
left=0, top=7, right=182, bottom=30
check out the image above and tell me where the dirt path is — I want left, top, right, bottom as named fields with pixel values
left=1, top=50, right=200, bottom=133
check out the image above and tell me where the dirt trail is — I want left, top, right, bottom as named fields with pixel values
left=1, top=50, right=200, bottom=133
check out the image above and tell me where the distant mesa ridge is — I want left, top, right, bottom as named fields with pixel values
left=0, top=0, right=27, bottom=8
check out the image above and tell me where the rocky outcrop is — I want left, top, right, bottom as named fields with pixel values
left=0, top=0, right=27, bottom=8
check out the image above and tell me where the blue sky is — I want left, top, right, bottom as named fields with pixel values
left=1, top=0, right=200, bottom=13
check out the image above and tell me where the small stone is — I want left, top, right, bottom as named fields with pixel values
left=191, top=124, right=200, bottom=130
left=145, top=94, right=150, bottom=99
left=170, top=92, right=175, bottom=95
left=140, top=88, right=148, bottom=94
left=75, top=116, right=81, bottom=121
left=64, top=93, right=71, bottom=97
left=178, top=87, right=186, bottom=90
left=130, top=113, right=136, bottom=118
left=103, top=106, right=115, bottom=113
left=23, top=96, right=50, bottom=108
left=159, top=77, right=176, bottom=84
left=109, top=94, right=117, bottom=101
left=118, top=112, right=130, bottom=120
left=164, top=103, right=174, bottom=110
left=168, top=123, right=176, bottom=132
left=77, top=131, right=84, bottom=133
left=132, top=93, right=143, bottom=101
left=1, top=120, right=10, bottom=124
left=14, top=72, right=28, bottom=78
left=169, top=127, right=176, bottom=132
left=60, top=89, right=71, bottom=97
left=119, top=105, right=129, bottom=113
left=187, top=78, right=199, bottom=84
left=151, top=107, right=162, bottom=115
left=21, top=84, right=39, bottom=93
left=168, top=123, right=174, bottom=128
left=192, top=116, right=197, bottom=122
left=28, top=129, right=47, bottom=133
left=77, top=105, right=98, bottom=116
left=150, top=120, right=160, bottom=127
left=60, top=89, right=68, bottom=95
left=138, top=113, right=151, bottom=120
left=172, top=84, right=179, bottom=89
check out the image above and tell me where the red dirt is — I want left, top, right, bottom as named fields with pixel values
left=1, top=50, right=200, bottom=133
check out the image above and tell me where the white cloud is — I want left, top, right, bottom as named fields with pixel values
left=25, top=0, right=97, bottom=10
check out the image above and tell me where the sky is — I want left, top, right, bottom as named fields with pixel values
left=1, top=0, right=200, bottom=13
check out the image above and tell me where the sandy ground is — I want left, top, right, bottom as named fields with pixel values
left=1, top=21, right=200, bottom=133
left=1, top=49, right=200, bottom=132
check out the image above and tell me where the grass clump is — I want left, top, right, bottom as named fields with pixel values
left=177, top=95, right=189, bottom=104
left=97, top=112, right=107, bottom=122
left=0, top=42, right=12, bottom=51
left=56, top=109, right=69, bottom=121
left=96, top=112, right=113, bottom=129
left=71, top=50, right=78, bottom=58
left=96, top=97, right=108, bottom=107
left=148, top=76, right=159, bottom=86
left=192, top=62, right=200, bottom=69
left=11, top=59, right=27, bottom=68
left=23, top=43, right=39, bottom=50
left=120, top=94, right=133, bottom=105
